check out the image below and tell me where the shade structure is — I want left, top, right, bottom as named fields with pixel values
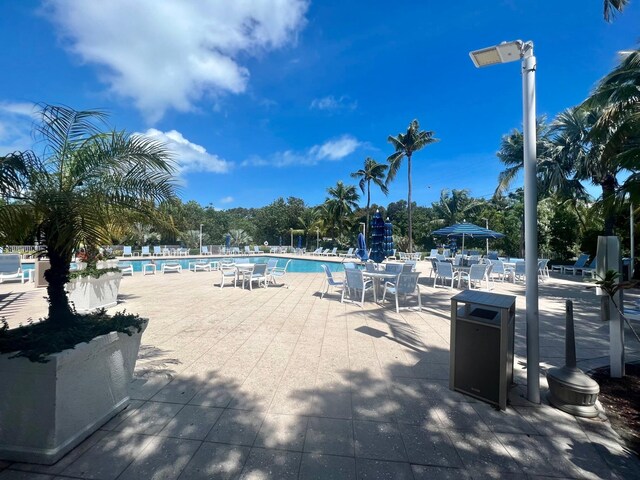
left=370, top=210, right=386, bottom=263
left=383, top=218, right=394, bottom=258
left=297, top=235, right=303, bottom=249
left=431, top=222, right=504, bottom=255
left=356, top=232, right=368, bottom=261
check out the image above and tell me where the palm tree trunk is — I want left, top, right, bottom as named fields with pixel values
left=602, top=174, right=617, bottom=236
left=366, top=180, right=371, bottom=238
left=44, top=248, right=75, bottom=324
left=407, top=154, right=413, bottom=253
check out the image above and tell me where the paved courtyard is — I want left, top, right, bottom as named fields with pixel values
left=1, top=259, right=639, bottom=479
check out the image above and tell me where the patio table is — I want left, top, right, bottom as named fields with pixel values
left=236, top=264, right=255, bottom=289
left=362, top=271, right=401, bottom=303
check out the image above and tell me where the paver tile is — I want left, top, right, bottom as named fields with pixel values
left=159, top=405, right=224, bottom=440
left=113, top=401, right=183, bottom=435
left=447, top=429, right=522, bottom=476
left=355, top=458, right=414, bottom=479
left=118, top=436, right=200, bottom=480
left=411, top=464, right=471, bottom=479
left=254, top=414, right=308, bottom=451
left=304, top=417, right=354, bottom=456
left=398, top=423, right=462, bottom=467
left=353, top=420, right=407, bottom=462
left=299, top=453, right=356, bottom=480
left=205, top=409, right=266, bottom=446
left=239, top=448, right=301, bottom=480
left=177, top=442, right=249, bottom=480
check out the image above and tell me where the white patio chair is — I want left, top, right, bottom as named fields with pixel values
left=219, top=262, right=237, bottom=288
left=153, top=246, right=162, bottom=256
left=513, top=261, right=526, bottom=283
left=141, top=246, right=151, bottom=257
left=342, top=268, right=374, bottom=306
left=428, top=249, right=438, bottom=258
left=320, top=264, right=343, bottom=299
left=434, top=261, right=457, bottom=289
left=558, top=253, right=590, bottom=275
left=382, top=272, right=422, bottom=313
left=162, top=247, right=172, bottom=256
left=490, top=260, right=512, bottom=282
left=404, top=260, right=417, bottom=272
left=321, top=248, right=331, bottom=256
left=122, top=246, right=133, bottom=257
left=327, top=247, right=338, bottom=256
left=459, top=263, right=491, bottom=290
left=245, top=263, right=268, bottom=290
left=538, top=259, right=550, bottom=279
left=267, top=259, right=291, bottom=287
left=343, top=248, right=355, bottom=258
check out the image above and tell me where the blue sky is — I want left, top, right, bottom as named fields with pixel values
left=1, top=1, right=638, bottom=209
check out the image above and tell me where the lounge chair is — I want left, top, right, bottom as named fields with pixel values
left=0, top=254, right=24, bottom=284
left=119, top=262, right=134, bottom=276
left=267, top=259, right=291, bottom=287
left=161, top=262, right=182, bottom=274
left=153, top=246, right=162, bottom=256
left=551, top=253, right=589, bottom=275
left=122, top=246, right=133, bottom=257
left=342, top=268, right=374, bottom=306
left=327, top=247, right=338, bottom=256
left=538, top=259, right=550, bottom=279
left=343, top=248, right=356, bottom=258
left=581, top=258, right=597, bottom=278
left=310, top=248, right=323, bottom=256
left=244, top=246, right=252, bottom=255
left=141, top=246, right=151, bottom=257
left=382, top=272, right=422, bottom=313
left=253, top=246, right=261, bottom=255
left=189, top=260, right=211, bottom=272
left=177, top=248, right=189, bottom=256
left=320, top=264, right=344, bottom=299
left=320, top=248, right=331, bottom=256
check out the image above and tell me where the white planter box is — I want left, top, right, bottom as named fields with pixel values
left=0, top=320, right=147, bottom=464
left=66, top=271, right=122, bottom=313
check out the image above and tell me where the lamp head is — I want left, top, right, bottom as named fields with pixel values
left=469, top=40, right=523, bottom=67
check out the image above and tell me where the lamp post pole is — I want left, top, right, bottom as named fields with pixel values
left=316, top=228, right=320, bottom=250
left=483, top=218, right=489, bottom=255
left=470, top=40, right=539, bottom=404
left=199, top=224, right=203, bottom=255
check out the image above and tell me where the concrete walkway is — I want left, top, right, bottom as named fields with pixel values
left=1, top=262, right=639, bottom=479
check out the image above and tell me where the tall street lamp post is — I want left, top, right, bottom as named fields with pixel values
left=470, top=40, right=540, bottom=404
left=482, top=218, right=489, bottom=255
left=199, top=224, right=204, bottom=255
left=316, top=228, right=320, bottom=250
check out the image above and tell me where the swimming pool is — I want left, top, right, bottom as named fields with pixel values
left=21, top=256, right=345, bottom=274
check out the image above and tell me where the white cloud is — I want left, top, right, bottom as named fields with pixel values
left=242, top=134, right=361, bottom=167
left=310, top=95, right=357, bottom=111
left=0, top=102, right=37, bottom=154
left=138, top=128, right=232, bottom=174
left=219, top=196, right=234, bottom=204
left=43, top=0, right=309, bottom=122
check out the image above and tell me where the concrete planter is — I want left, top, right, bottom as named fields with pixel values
left=66, top=271, right=122, bottom=313
left=0, top=319, right=147, bottom=464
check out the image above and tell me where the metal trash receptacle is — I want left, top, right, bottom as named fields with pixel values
left=35, top=259, right=51, bottom=288
left=450, top=290, right=516, bottom=410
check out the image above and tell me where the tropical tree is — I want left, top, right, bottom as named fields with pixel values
left=431, top=189, right=482, bottom=226
left=603, top=0, right=629, bottom=21
left=386, top=119, right=438, bottom=252
left=227, top=228, right=252, bottom=246
left=0, top=104, right=176, bottom=324
left=350, top=157, right=388, bottom=235
left=323, top=181, right=360, bottom=239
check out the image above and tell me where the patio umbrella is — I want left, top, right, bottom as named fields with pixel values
left=383, top=218, right=394, bottom=258
left=225, top=234, right=231, bottom=250
left=370, top=210, right=385, bottom=263
left=431, top=222, right=504, bottom=255
left=297, top=235, right=303, bottom=249
left=356, top=232, right=368, bottom=261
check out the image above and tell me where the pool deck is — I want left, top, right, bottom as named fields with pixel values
left=1, top=261, right=640, bottom=479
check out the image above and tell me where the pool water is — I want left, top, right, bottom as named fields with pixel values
left=22, top=256, right=345, bottom=274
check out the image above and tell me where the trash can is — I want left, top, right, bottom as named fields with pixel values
left=35, top=259, right=51, bottom=288
left=450, top=290, right=516, bottom=410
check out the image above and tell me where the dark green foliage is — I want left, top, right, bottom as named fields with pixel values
left=0, top=310, right=145, bottom=363
left=68, top=267, right=121, bottom=280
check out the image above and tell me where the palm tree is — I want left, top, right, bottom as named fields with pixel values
left=603, top=0, right=629, bottom=21
left=350, top=157, right=388, bottom=236
left=431, top=189, right=482, bottom=226
left=386, top=119, right=438, bottom=252
left=323, top=181, right=360, bottom=239
left=0, top=105, right=176, bottom=324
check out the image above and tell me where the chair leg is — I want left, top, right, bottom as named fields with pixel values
left=395, top=293, right=399, bottom=313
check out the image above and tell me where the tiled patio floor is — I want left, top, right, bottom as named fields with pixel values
left=1, top=260, right=639, bottom=479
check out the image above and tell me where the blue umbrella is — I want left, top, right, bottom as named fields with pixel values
left=356, top=232, right=368, bottom=261
left=370, top=210, right=385, bottom=263
left=297, top=235, right=302, bottom=249
left=279, top=236, right=282, bottom=246
left=225, top=234, right=231, bottom=249
left=431, top=222, right=504, bottom=254
left=383, top=218, right=394, bottom=258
